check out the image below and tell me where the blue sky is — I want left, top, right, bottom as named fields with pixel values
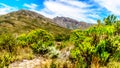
left=0, top=0, right=120, bottom=23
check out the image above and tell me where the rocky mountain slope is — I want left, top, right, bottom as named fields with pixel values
left=53, top=16, right=92, bottom=29
left=0, top=10, right=70, bottom=36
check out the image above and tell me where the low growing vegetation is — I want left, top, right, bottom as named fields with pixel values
left=0, top=14, right=120, bottom=68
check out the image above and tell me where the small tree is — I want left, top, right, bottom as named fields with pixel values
left=97, top=19, right=101, bottom=26
left=104, top=14, right=117, bottom=25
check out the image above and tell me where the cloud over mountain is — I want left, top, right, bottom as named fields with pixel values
left=0, top=0, right=120, bottom=23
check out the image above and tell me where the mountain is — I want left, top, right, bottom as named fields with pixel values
left=53, top=16, right=93, bottom=29
left=0, top=10, right=70, bottom=36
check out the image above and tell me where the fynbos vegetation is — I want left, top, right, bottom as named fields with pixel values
left=0, top=10, right=120, bottom=68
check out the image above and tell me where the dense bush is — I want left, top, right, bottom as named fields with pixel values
left=55, top=34, right=70, bottom=42
left=17, top=29, right=55, bottom=54
left=0, top=33, right=16, bottom=52
left=109, top=36, right=120, bottom=61
left=27, top=29, right=54, bottom=43
left=69, top=24, right=120, bottom=67
left=0, top=52, right=13, bottom=67
left=17, top=33, right=27, bottom=47
left=114, top=21, right=120, bottom=35
left=0, top=33, right=18, bottom=67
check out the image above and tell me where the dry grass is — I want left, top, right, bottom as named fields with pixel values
left=15, top=46, right=34, bottom=61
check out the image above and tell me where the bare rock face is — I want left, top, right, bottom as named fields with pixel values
left=53, top=16, right=93, bottom=29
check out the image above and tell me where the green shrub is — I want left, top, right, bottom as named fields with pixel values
left=17, top=29, right=55, bottom=54
left=31, top=41, right=54, bottom=54
left=17, top=33, right=27, bottom=47
left=26, top=29, right=54, bottom=43
left=0, top=33, right=16, bottom=52
left=69, top=25, right=119, bottom=67
left=50, top=61, right=57, bottom=68
left=0, top=52, right=13, bottom=67
left=114, top=21, right=120, bottom=35
left=55, top=34, right=70, bottom=42
left=109, top=36, right=120, bottom=61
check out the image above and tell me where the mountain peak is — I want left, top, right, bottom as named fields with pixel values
left=0, top=10, right=70, bottom=35
left=12, top=9, right=44, bottom=19
left=53, top=16, right=92, bottom=29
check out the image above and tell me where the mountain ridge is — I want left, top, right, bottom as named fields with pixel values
left=0, top=9, right=93, bottom=36
left=0, top=9, right=70, bottom=36
left=53, top=16, right=93, bottom=29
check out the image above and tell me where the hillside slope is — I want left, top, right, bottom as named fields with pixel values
left=0, top=10, right=70, bottom=36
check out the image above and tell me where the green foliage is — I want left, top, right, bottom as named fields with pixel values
left=55, top=34, right=70, bottom=42
left=0, top=14, right=120, bottom=68
left=97, top=19, right=101, bottom=26
left=109, top=36, right=120, bottom=61
left=0, top=33, right=16, bottom=52
left=31, top=41, right=54, bottom=54
left=86, top=25, right=115, bottom=36
left=0, top=53, right=12, bottom=67
left=104, top=14, right=117, bottom=25
left=70, top=29, right=86, bottom=43
left=69, top=24, right=119, bottom=67
left=95, top=40, right=111, bottom=64
left=50, top=61, right=57, bottom=68
left=26, top=29, right=54, bottom=43
left=114, top=21, right=120, bottom=35
left=17, top=33, right=27, bottom=47
left=56, top=41, right=70, bottom=50
left=17, top=29, right=55, bottom=54
left=27, top=29, right=54, bottom=54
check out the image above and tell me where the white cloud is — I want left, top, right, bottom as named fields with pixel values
left=1, top=0, right=120, bottom=24
left=24, top=3, right=38, bottom=10
left=22, top=1, right=102, bottom=23
left=61, top=0, right=91, bottom=8
left=38, top=0, right=98, bottom=23
left=23, top=1, right=103, bottom=23
left=0, top=3, right=17, bottom=15
left=94, top=0, right=120, bottom=15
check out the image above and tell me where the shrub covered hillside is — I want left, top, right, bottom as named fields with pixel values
left=69, top=15, right=120, bottom=68
left=0, top=14, right=120, bottom=68
left=0, top=29, right=56, bottom=67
